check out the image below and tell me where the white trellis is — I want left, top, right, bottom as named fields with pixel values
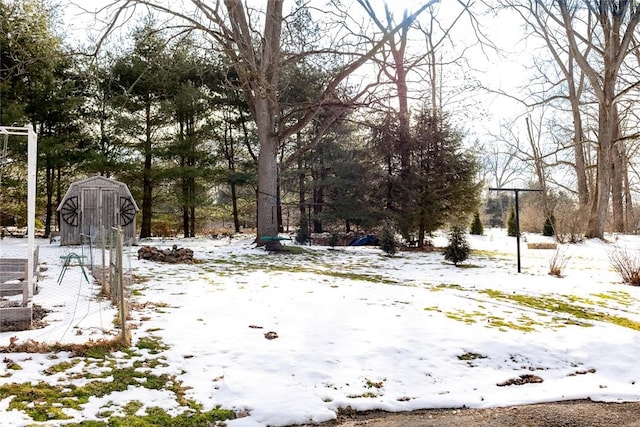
left=0, top=125, right=37, bottom=306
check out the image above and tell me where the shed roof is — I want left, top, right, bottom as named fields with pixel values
left=57, top=176, right=139, bottom=212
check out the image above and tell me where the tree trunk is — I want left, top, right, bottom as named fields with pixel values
left=140, top=101, right=153, bottom=238
left=611, top=141, right=624, bottom=233
left=231, top=182, right=240, bottom=233
left=623, top=153, right=635, bottom=232
left=567, top=62, right=589, bottom=209
left=585, top=99, right=613, bottom=239
left=190, top=205, right=195, bottom=237
left=298, top=139, right=306, bottom=220
left=255, top=96, right=280, bottom=242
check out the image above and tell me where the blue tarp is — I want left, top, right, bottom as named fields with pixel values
left=348, top=235, right=379, bottom=246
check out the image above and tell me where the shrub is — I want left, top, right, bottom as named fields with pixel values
left=469, top=212, right=483, bottom=235
left=543, top=215, right=555, bottom=237
left=328, top=231, right=340, bottom=248
left=443, top=225, right=470, bottom=266
left=609, top=246, right=640, bottom=286
left=507, top=205, right=517, bottom=237
left=548, top=248, right=570, bottom=277
left=554, top=202, right=586, bottom=243
left=379, top=220, right=398, bottom=256
left=295, top=214, right=310, bottom=245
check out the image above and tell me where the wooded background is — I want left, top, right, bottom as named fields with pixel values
left=1, top=0, right=639, bottom=245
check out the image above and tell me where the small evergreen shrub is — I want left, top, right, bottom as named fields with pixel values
left=542, top=215, right=555, bottom=236
left=507, top=205, right=517, bottom=237
left=443, top=225, right=470, bottom=266
left=328, top=231, right=340, bottom=248
left=295, top=215, right=310, bottom=245
left=379, top=221, right=398, bottom=256
left=470, top=212, right=483, bottom=235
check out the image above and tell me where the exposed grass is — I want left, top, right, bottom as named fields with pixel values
left=479, top=288, right=640, bottom=331
left=203, top=256, right=399, bottom=284
left=425, top=283, right=640, bottom=332
left=457, top=352, right=487, bottom=361
left=136, top=336, right=170, bottom=354
left=0, top=349, right=235, bottom=424
left=43, top=359, right=81, bottom=375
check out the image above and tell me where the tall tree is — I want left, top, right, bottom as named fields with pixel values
left=553, top=1, right=640, bottom=238
left=102, top=0, right=436, bottom=246
left=404, top=107, right=480, bottom=244
left=110, top=21, right=172, bottom=238
left=0, top=0, right=83, bottom=236
left=504, top=0, right=592, bottom=210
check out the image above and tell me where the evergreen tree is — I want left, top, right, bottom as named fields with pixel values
left=543, top=215, right=555, bottom=236
left=295, top=213, right=310, bottom=245
left=374, top=108, right=480, bottom=246
left=110, top=20, right=174, bottom=238
left=470, top=212, right=483, bottom=235
left=443, top=225, right=470, bottom=266
left=0, top=0, right=84, bottom=235
left=507, top=205, right=517, bottom=237
left=379, top=220, right=398, bottom=256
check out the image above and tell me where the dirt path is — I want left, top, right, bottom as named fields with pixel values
left=305, top=400, right=640, bottom=427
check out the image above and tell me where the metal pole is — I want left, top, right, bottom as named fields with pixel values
left=26, top=125, right=37, bottom=306
left=489, top=187, right=543, bottom=273
left=514, top=190, right=521, bottom=273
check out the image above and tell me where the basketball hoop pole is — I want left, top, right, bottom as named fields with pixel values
left=489, top=187, right=543, bottom=273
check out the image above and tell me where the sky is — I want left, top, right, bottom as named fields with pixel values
left=1, top=230, right=640, bottom=426
left=58, top=0, right=534, bottom=161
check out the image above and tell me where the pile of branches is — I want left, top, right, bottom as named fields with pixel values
left=137, top=245, right=194, bottom=263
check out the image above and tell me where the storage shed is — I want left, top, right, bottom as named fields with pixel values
left=57, top=176, right=138, bottom=245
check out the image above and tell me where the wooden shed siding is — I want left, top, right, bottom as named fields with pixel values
left=58, top=177, right=138, bottom=245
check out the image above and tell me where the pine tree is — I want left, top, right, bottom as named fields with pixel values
left=443, top=225, right=470, bottom=266
left=296, top=214, right=310, bottom=245
left=507, top=205, right=517, bottom=237
left=470, top=212, right=484, bottom=235
left=380, top=220, right=398, bottom=256
left=543, top=215, right=555, bottom=236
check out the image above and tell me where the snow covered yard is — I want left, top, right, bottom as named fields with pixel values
left=1, top=228, right=640, bottom=426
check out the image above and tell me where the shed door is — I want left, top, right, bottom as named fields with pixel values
left=81, top=188, right=117, bottom=239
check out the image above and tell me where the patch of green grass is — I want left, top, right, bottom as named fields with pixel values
left=0, top=351, right=236, bottom=424
left=471, top=249, right=511, bottom=258
left=66, top=406, right=235, bottom=426
left=43, top=358, right=81, bottom=375
left=480, top=289, right=640, bottom=331
left=431, top=283, right=465, bottom=291
left=453, top=263, right=483, bottom=269
left=591, top=290, right=637, bottom=307
left=136, top=336, right=169, bottom=354
left=457, top=352, right=487, bottom=361
left=123, top=400, right=144, bottom=416
left=4, top=359, right=22, bottom=370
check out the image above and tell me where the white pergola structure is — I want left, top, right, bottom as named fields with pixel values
left=1, top=124, right=37, bottom=306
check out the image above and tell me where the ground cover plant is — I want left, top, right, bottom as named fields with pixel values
left=1, top=229, right=640, bottom=426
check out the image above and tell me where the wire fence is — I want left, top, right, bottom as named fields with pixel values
left=82, top=227, right=133, bottom=346
left=27, top=227, right=135, bottom=346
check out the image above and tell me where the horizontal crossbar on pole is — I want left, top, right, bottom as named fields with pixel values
left=489, top=187, right=543, bottom=192
left=0, top=126, right=31, bottom=136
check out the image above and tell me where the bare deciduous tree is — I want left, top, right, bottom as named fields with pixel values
left=100, top=0, right=435, bottom=245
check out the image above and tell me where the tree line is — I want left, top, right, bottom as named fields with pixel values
left=2, top=0, right=639, bottom=244
left=1, top=0, right=481, bottom=246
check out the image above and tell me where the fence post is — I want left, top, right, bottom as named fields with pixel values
left=115, top=228, right=129, bottom=346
